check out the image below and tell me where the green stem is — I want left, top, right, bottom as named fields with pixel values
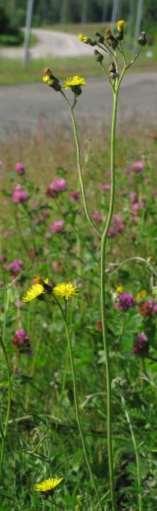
left=62, top=91, right=99, bottom=236
left=61, top=311, right=101, bottom=508
left=0, top=288, right=12, bottom=474
left=121, top=395, right=143, bottom=511
left=100, top=89, right=118, bottom=511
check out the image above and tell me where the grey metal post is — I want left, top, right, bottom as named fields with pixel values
left=102, top=0, right=109, bottom=22
left=111, top=0, right=120, bottom=23
left=24, top=0, right=35, bottom=64
left=81, top=0, right=88, bottom=23
left=134, top=0, right=144, bottom=43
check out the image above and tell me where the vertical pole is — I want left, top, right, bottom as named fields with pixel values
left=111, top=0, right=120, bottom=23
left=134, top=0, right=144, bottom=43
left=102, top=0, right=109, bottom=22
left=24, top=0, right=35, bottom=64
left=60, top=0, right=70, bottom=24
left=81, top=0, right=88, bottom=23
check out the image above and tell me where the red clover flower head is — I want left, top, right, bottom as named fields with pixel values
left=117, top=292, right=135, bottom=311
left=13, top=328, right=31, bottom=354
left=108, top=214, right=125, bottom=237
left=49, top=220, right=65, bottom=234
left=12, top=184, right=29, bottom=204
left=91, top=210, right=103, bottom=223
left=46, top=178, right=67, bottom=198
left=69, top=191, right=80, bottom=202
left=129, top=160, right=144, bottom=174
left=8, top=259, right=23, bottom=275
left=133, top=332, right=149, bottom=356
left=139, top=300, right=154, bottom=317
left=15, top=162, right=25, bottom=175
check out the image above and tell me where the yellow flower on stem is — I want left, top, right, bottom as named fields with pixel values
left=116, top=19, right=126, bottom=32
left=23, top=278, right=50, bottom=302
left=78, top=33, right=89, bottom=43
left=34, top=477, right=63, bottom=495
left=53, top=282, right=78, bottom=300
left=63, top=75, right=86, bottom=89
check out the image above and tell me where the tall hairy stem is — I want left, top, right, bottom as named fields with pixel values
left=121, top=395, right=143, bottom=511
left=0, top=288, right=12, bottom=473
left=100, top=89, right=118, bottom=511
left=62, top=91, right=99, bottom=236
left=62, top=314, right=101, bottom=507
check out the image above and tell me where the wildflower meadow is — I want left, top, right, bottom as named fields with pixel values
left=1, top=20, right=157, bottom=511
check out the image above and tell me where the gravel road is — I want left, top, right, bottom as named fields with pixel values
left=0, top=29, right=93, bottom=59
left=0, top=73, right=157, bottom=139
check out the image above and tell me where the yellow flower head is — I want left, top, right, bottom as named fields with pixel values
left=115, top=285, right=124, bottom=295
left=78, top=33, right=89, bottom=43
left=23, top=278, right=49, bottom=302
left=53, top=282, right=78, bottom=300
left=42, top=67, right=55, bottom=86
left=34, top=477, right=63, bottom=495
left=42, top=68, right=61, bottom=91
left=63, top=75, right=86, bottom=89
left=116, top=20, right=126, bottom=32
left=135, top=290, right=147, bottom=303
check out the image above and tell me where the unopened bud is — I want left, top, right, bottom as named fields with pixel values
left=109, top=62, right=118, bottom=80
left=138, top=31, right=147, bottom=46
left=94, top=49, right=104, bottom=63
left=95, top=32, right=105, bottom=44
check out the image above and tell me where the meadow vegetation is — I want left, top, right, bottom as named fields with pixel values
left=1, top=19, right=157, bottom=511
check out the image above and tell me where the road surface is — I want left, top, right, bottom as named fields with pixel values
left=0, top=29, right=93, bottom=59
left=0, top=73, right=157, bottom=139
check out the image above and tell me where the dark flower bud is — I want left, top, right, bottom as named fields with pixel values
left=42, top=68, right=61, bottom=92
left=116, top=30, right=124, bottom=42
left=95, top=32, right=105, bottom=44
left=106, top=29, right=118, bottom=49
left=71, top=85, right=82, bottom=96
left=109, top=62, right=118, bottom=80
left=94, top=49, right=104, bottom=63
left=138, top=31, right=147, bottom=46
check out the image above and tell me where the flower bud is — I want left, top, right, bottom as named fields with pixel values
left=94, top=50, right=104, bottom=63
left=138, top=32, right=147, bottom=46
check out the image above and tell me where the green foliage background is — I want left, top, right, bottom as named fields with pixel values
left=1, top=0, right=157, bottom=26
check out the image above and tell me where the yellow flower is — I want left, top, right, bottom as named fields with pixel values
left=115, top=285, right=124, bottom=295
left=53, top=282, right=78, bottom=300
left=78, top=33, right=89, bottom=43
left=116, top=20, right=126, bottom=32
left=34, top=477, right=63, bottom=495
left=42, top=68, right=61, bottom=91
left=42, top=67, right=55, bottom=86
left=23, top=278, right=49, bottom=302
left=63, top=75, right=86, bottom=89
left=135, top=290, right=147, bottom=303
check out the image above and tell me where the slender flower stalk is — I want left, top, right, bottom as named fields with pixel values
left=121, top=395, right=143, bottom=511
left=61, top=91, right=99, bottom=236
left=100, top=87, right=118, bottom=511
left=0, top=288, right=12, bottom=473
left=57, top=300, right=101, bottom=508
